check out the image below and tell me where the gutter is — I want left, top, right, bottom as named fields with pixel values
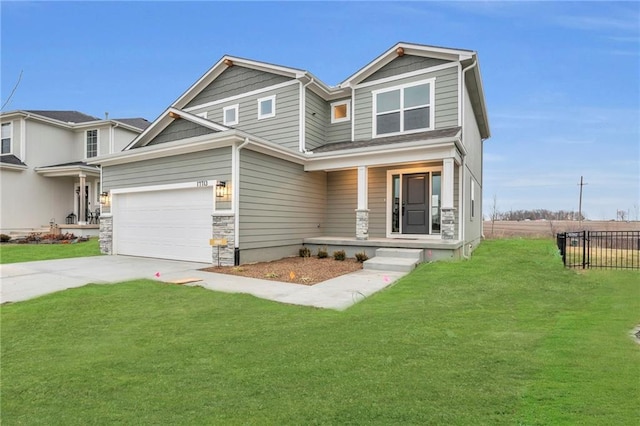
left=299, top=76, right=315, bottom=153
left=459, top=57, right=477, bottom=259
left=233, top=137, right=250, bottom=260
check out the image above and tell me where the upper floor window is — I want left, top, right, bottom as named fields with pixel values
left=1, top=122, right=11, bottom=154
left=257, top=95, right=276, bottom=120
left=86, top=129, right=98, bottom=158
left=223, top=104, right=239, bottom=126
left=372, top=79, right=434, bottom=137
left=331, top=100, right=351, bottom=124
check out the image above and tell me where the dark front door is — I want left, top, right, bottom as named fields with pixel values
left=402, top=173, right=428, bottom=234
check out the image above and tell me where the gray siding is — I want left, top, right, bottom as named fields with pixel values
left=363, top=55, right=450, bottom=83
left=102, top=148, right=232, bottom=191
left=327, top=98, right=352, bottom=144
left=185, top=66, right=291, bottom=108
left=368, top=167, right=386, bottom=237
left=238, top=149, right=326, bottom=251
left=200, top=82, right=300, bottom=151
left=325, top=170, right=357, bottom=236
left=354, top=65, right=459, bottom=140
left=305, top=89, right=328, bottom=150
left=148, top=120, right=217, bottom=145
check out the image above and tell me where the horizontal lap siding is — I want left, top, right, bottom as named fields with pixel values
left=305, top=90, right=328, bottom=150
left=325, top=170, right=357, bottom=236
left=354, top=65, right=459, bottom=140
left=362, top=56, right=450, bottom=83
left=102, top=148, right=232, bottom=191
left=185, top=66, right=291, bottom=107
left=201, top=83, right=300, bottom=151
left=368, top=167, right=387, bottom=237
left=239, top=149, right=326, bottom=250
left=326, top=96, right=352, bottom=144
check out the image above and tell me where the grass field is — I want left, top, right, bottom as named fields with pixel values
left=484, top=220, right=640, bottom=239
left=1, top=239, right=638, bottom=424
left=0, top=238, right=101, bottom=264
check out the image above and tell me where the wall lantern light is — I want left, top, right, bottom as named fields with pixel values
left=216, top=181, right=226, bottom=198
left=100, top=191, right=110, bottom=205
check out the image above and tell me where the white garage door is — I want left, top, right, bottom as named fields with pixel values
left=113, top=186, right=213, bottom=263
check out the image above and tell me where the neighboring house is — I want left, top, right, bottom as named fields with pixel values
left=0, top=110, right=150, bottom=234
left=94, top=42, right=490, bottom=265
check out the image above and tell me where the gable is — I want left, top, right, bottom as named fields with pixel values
left=147, top=119, right=218, bottom=146
left=362, top=55, right=450, bottom=84
left=185, top=66, right=292, bottom=109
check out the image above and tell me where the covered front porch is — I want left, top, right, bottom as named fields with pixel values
left=34, top=162, right=102, bottom=226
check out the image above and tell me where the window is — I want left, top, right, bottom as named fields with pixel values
left=1, top=122, right=11, bottom=154
left=257, top=95, right=276, bottom=119
left=86, top=129, right=98, bottom=158
left=470, top=178, right=475, bottom=219
left=331, top=100, right=351, bottom=123
left=223, top=104, right=239, bottom=126
left=373, top=79, right=434, bottom=137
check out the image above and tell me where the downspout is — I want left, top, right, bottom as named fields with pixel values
left=459, top=57, right=477, bottom=259
left=350, top=85, right=355, bottom=141
left=299, top=77, right=315, bottom=153
left=233, top=137, right=250, bottom=264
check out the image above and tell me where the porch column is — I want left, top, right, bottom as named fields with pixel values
left=355, top=166, right=369, bottom=240
left=441, top=158, right=456, bottom=240
left=78, top=173, right=87, bottom=225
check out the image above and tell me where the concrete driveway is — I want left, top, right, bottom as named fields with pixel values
left=0, top=255, right=406, bottom=310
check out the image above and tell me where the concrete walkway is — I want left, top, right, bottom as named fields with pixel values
left=0, top=256, right=407, bottom=310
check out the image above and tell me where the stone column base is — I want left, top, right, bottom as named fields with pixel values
left=99, top=214, right=113, bottom=254
left=355, top=209, right=369, bottom=240
left=441, top=208, right=456, bottom=240
left=212, top=214, right=236, bottom=266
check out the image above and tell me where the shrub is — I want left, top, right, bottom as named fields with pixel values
left=299, top=247, right=311, bottom=258
left=355, top=252, right=369, bottom=263
left=0, top=234, right=11, bottom=243
left=317, top=247, right=328, bottom=259
left=333, top=250, right=346, bottom=261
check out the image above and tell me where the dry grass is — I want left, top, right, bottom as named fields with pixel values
left=484, top=220, right=640, bottom=239
left=202, top=256, right=363, bottom=285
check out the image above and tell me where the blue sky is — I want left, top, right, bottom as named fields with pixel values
left=1, top=1, right=638, bottom=220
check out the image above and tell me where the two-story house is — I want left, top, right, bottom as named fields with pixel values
left=93, top=42, right=490, bottom=266
left=0, top=110, right=150, bottom=235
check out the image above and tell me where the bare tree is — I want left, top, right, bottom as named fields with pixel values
left=490, top=194, right=499, bottom=236
left=1, top=70, right=23, bottom=111
left=617, top=210, right=627, bottom=221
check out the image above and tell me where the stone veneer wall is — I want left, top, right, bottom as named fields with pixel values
left=99, top=214, right=113, bottom=254
left=355, top=209, right=369, bottom=240
left=212, top=214, right=235, bottom=266
left=441, top=208, right=456, bottom=240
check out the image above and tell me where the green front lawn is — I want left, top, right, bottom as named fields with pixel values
left=2, top=239, right=638, bottom=424
left=0, top=238, right=101, bottom=264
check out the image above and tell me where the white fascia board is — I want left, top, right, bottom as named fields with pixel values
left=0, top=163, right=28, bottom=171
left=169, top=107, right=229, bottom=131
left=354, top=62, right=457, bottom=90
left=472, top=59, right=491, bottom=139
left=305, top=142, right=459, bottom=172
left=90, top=132, right=243, bottom=167
left=35, top=165, right=100, bottom=177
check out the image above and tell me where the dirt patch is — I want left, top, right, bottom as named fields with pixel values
left=201, top=256, right=363, bottom=285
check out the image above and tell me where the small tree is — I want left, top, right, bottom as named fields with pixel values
left=490, top=194, right=499, bottom=236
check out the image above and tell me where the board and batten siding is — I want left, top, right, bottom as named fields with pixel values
left=148, top=120, right=218, bottom=146
left=353, top=65, right=459, bottom=140
left=195, top=82, right=300, bottom=151
left=238, top=149, right=326, bottom=252
left=185, top=66, right=291, bottom=108
left=102, top=148, right=232, bottom=193
left=305, top=89, right=328, bottom=150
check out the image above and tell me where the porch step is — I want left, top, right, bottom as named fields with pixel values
left=363, top=248, right=423, bottom=272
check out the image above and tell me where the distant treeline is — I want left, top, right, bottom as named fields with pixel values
left=489, top=209, right=585, bottom=221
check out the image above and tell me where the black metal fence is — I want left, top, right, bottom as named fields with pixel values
left=556, top=231, right=640, bottom=270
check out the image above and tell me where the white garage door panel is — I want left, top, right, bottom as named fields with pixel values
left=114, top=188, right=213, bottom=263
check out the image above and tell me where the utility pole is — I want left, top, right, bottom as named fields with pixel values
left=578, top=176, right=587, bottom=223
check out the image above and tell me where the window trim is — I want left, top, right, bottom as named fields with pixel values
left=470, top=177, right=475, bottom=221
left=372, top=78, right=435, bottom=138
left=1, top=122, right=13, bottom=155
left=85, top=129, right=98, bottom=159
left=257, top=95, right=276, bottom=120
left=330, top=100, right=351, bottom=124
left=196, top=111, right=208, bottom=119
left=223, top=104, right=239, bottom=126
